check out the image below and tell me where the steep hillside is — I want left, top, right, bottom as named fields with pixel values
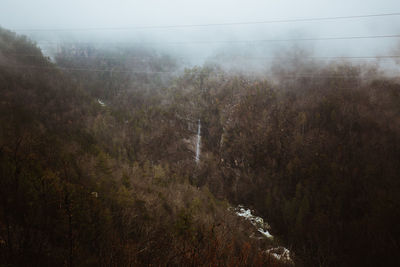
left=0, top=28, right=284, bottom=266
left=171, top=64, right=400, bottom=266
left=1, top=27, right=399, bottom=267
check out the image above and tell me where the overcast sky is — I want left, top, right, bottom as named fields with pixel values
left=1, top=0, right=400, bottom=67
left=1, top=0, right=399, bottom=28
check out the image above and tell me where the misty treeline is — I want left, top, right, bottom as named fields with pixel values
left=0, top=27, right=399, bottom=267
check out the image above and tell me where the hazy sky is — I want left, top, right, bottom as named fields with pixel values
left=1, top=0, right=400, bottom=67
left=1, top=0, right=399, bottom=29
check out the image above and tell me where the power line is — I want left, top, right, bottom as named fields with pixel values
left=34, top=34, right=400, bottom=46
left=2, top=64, right=398, bottom=78
left=0, top=64, right=175, bottom=74
left=7, top=53, right=164, bottom=60
left=285, top=55, right=400, bottom=59
left=220, top=55, right=400, bottom=61
left=5, top=53, right=400, bottom=61
left=221, top=55, right=400, bottom=60
left=12, top=12, right=400, bottom=32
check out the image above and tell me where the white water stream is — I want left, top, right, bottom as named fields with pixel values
left=195, top=119, right=201, bottom=163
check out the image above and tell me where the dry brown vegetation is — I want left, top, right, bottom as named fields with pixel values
left=1, top=27, right=399, bottom=266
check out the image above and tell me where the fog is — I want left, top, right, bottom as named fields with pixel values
left=1, top=0, right=400, bottom=71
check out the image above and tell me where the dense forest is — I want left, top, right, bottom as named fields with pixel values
left=0, top=27, right=399, bottom=266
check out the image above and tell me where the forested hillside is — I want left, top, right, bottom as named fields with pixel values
left=0, top=27, right=400, bottom=267
left=0, top=28, right=284, bottom=266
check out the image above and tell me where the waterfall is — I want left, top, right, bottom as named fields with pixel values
left=195, top=119, right=201, bottom=163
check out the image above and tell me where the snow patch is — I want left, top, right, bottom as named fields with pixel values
left=232, top=205, right=293, bottom=264
left=258, top=228, right=273, bottom=239
left=234, top=205, right=273, bottom=240
left=98, top=99, right=106, bottom=107
left=266, top=247, right=293, bottom=263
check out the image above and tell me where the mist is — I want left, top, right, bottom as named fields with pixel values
left=1, top=0, right=400, bottom=72
left=2, top=2, right=400, bottom=266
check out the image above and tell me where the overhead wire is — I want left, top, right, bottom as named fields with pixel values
left=0, top=64, right=174, bottom=74
left=4, top=53, right=400, bottom=61
left=1, top=64, right=398, bottom=78
left=33, top=34, right=400, bottom=46
left=11, top=12, right=400, bottom=32
left=4, top=12, right=400, bottom=76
